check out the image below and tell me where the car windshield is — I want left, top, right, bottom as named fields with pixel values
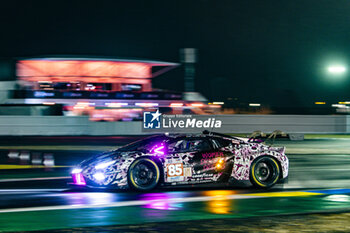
left=116, top=135, right=166, bottom=152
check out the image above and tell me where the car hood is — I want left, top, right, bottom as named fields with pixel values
left=78, top=149, right=143, bottom=168
left=78, top=150, right=119, bottom=167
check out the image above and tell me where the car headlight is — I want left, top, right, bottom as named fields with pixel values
left=93, top=172, right=105, bottom=181
left=94, top=160, right=115, bottom=169
left=71, top=168, right=83, bottom=174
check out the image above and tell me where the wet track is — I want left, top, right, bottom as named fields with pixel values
left=1, top=138, right=350, bottom=232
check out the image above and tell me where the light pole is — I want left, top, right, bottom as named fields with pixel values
left=180, top=48, right=197, bottom=92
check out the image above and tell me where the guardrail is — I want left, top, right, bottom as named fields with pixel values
left=0, top=114, right=349, bottom=136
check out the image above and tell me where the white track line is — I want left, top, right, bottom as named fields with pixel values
left=0, top=194, right=265, bottom=213
left=0, top=189, right=67, bottom=194
left=0, top=176, right=70, bottom=183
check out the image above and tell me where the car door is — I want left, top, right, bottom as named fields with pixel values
left=208, top=136, right=237, bottom=182
left=188, top=137, right=226, bottom=183
left=163, top=137, right=196, bottom=184
left=164, top=137, right=222, bottom=184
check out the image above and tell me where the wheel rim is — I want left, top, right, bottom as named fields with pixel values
left=255, top=162, right=270, bottom=182
left=131, top=161, right=157, bottom=188
left=253, top=158, right=278, bottom=185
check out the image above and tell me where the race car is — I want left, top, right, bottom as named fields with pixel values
left=71, top=131, right=289, bottom=190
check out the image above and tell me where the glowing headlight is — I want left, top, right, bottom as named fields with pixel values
left=93, top=172, right=105, bottom=181
left=95, top=160, right=115, bottom=169
left=71, top=168, right=83, bottom=174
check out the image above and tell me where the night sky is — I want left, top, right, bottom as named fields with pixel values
left=1, top=0, right=350, bottom=108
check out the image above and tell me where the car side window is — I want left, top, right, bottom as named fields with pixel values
left=212, top=137, right=232, bottom=148
left=168, top=138, right=212, bottom=153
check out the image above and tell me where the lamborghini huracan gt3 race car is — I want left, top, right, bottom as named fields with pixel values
left=71, top=131, right=289, bottom=190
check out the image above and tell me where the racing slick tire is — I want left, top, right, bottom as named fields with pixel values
left=128, top=158, right=160, bottom=191
left=249, top=156, right=280, bottom=189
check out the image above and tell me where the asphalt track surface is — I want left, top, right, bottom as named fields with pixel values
left=1, top=137, right=350, bottom=232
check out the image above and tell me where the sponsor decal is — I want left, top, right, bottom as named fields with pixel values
left=191, top=173, right=214, bottom=179
left=183, top=167, right=192, bottom=177
left=200, top=152, right=224, bottom=170
left=202, top=152, right=224, bottom=159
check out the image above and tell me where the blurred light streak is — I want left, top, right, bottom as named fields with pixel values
left=7, top=151, right=19, bottom=159
left=191, top=103, right=204, bottom=107
left=135, top=103, right=159, bottom=107
left=324, top=195, right=349, bottom=202
left=209, top=104, right=221, bottom=108
left=105, top=102, right=128, bottom=107
left=76, top=102, right=95, bottom=106
left=43, top=153, right=55, bottom=167
left=19, top=151, right=30, bottom=161
left=73, top=102, right=95, bottom=110
left=249, top=103, right=261, bottom=107
left=42, top=102, right=56, bottom=105
left=31, top=152, right=42, bottom=165
left=315, top=102, right=326, bottom=105
left=85, top=192, right=116, bottom=205
left=140, top=192, right=187, bottom=211
left=65, top=192, right=116, bottom=206
left=328, top=66, right=346, bottom=74
left=145, top=201, right=183, bottom=210
left=170, top=103, right=184, bottom=107
left=332, top=104, right=348, bottom=108
left=203, top=190, right=236, bottom=214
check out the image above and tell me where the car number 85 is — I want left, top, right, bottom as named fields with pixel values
left=167, top=163, right=183, bottom=177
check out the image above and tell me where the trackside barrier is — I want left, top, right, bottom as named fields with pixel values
left=0, top=115, right=349, bottom=136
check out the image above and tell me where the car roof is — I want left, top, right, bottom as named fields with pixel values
left=158, top=131, right=243, bottom=141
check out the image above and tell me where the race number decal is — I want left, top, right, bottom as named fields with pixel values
left=165, top=158, right=185, bottom=182
left=167, top=163, right=183, bottom=177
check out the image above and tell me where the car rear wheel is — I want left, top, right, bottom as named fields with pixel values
left=128, top=158, right=160, bottom=191
left=250, top=156, right=280, bottom=189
